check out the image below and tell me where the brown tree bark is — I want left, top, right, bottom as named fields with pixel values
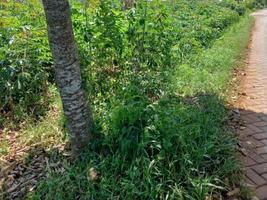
left=42, top=0, right=93, bottom=153
left=122, top=0, right=135, bottom=10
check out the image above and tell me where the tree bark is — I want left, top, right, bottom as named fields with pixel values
left=122, top=0, right=135, bottom=10
left=42, top=0, right=93, bottom=153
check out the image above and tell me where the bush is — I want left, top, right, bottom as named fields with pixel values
left=0, top=0, right=52, bottom=123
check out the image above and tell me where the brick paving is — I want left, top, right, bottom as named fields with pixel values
left=237, top=10, right=267, bottom=199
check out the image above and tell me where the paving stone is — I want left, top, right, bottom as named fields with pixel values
left=261, top=173, right=267, bottom=180
left=252, top=163, right=267, bottom=175
left=249, top=125, right=265, bottom=133
left=242, top=155, right=256, bottom=166
left=245, top=168, right=266, bottom=185
left=254, top=121, right=267, bottom=127
left=246, top=177, right=257, bottom=187
left=240, top=110, right=254, bottom=115
left=239, top=128, right=255, bottom=136
left=248, top=152, right=266, bottom=164
left=260, top=116, right=267, bottom=122
left=260, top=154, right=267, bottom=160
left=247, top=137, right=265, bottom=147
left=256, top=185, right=267, bottom=199
left=253, top=133, right=267, bottom=140
left=260, top=126, right=267, bottom=132
left=257, top=147, right=267, bottom=155
left=242, top=115, right=261, bottom=123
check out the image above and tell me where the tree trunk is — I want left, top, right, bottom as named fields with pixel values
left=42, top=0, right=93, bottom=153
left=122, top=0, right=134, bottom=10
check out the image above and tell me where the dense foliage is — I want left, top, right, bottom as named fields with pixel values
left=0, top=0, right=264, bottom=199
left=0, top=0, right=262, bottom=122
left=27, top=15, right=253, bottom=200
left=0, top=0, right=52, bottom=123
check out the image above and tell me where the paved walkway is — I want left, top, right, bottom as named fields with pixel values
left=237, top=9, right=267, bottom=199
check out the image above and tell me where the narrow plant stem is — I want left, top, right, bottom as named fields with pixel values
left=141, top=0, right=147, bottom=64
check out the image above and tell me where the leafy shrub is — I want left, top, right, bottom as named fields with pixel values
left=70, top=0, right=250, bottom=104
left=0, top=0, right=52, bottom=122
left=219, top=0, right=246, bottom=15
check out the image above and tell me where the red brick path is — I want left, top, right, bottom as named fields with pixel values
left=237, top=10, right=267, bottom=199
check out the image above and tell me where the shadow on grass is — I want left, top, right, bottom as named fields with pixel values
left=0, top=93, right=259, bottom=200
left=0, top=144, right=70, bottom=200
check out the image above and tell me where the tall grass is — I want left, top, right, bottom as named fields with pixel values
left=23, top=14, right=254, bottom=200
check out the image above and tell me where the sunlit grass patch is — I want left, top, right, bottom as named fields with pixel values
left=173, top=15, right=253, bottom=96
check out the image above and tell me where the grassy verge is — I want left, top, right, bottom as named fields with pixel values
left=1, top=14, right=253, bottom=200
left=173, top=14, right=253, bottom=96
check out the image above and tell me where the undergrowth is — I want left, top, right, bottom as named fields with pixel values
left=0, top=0, right=259, bottom=199
left=173, top=15, right=253, bottom=95
left=26, top=11, right=253, bottom=200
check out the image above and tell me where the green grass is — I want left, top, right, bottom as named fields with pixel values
left=173, top=14, right=254, bottom=96
left=24, top=96, right=236, bottom=200
left=19, top=87, right=65, bottom=147
left=12, top=14, right=254, bottom=200
left=0, top=139, right=10, bottom=157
